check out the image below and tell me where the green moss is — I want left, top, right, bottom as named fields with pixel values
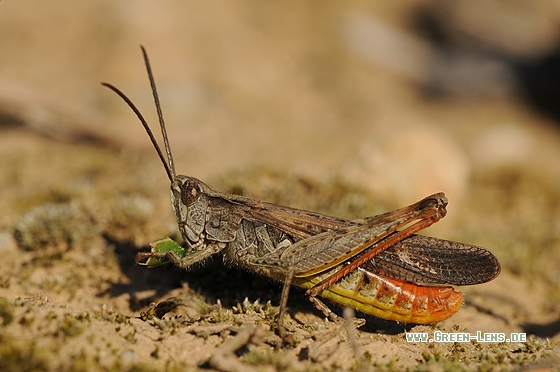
left=94, top=305, right=130, bottom=325
left=123, top=330, right=136, bottom=343
left=209, top=300, right=239, bottom=323
left=13, top=202, right=98, bottom=253
left=370, top=357, right=400, bottom=372
left=150, top=316, right=185, bottom=334
left=0, top=335, right=51, bottom=372
left=58, top=313, right=90, bottom=338
left=0, top=297, right=14, bottom=326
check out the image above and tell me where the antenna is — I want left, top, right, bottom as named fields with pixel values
left=101, top=46, right=176, bottom=181
left=140, top=46, right=176, bottom=180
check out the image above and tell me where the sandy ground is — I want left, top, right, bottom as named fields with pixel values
left=1, top=1, right=560, bottom=371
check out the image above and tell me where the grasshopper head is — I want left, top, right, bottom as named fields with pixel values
left=170, top=175, right=212, bottom=244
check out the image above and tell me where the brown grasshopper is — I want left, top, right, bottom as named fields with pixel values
left=102, top=47, right=500, bottom=336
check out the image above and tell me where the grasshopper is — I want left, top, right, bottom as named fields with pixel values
left=102, top=47, right=500, bottom=335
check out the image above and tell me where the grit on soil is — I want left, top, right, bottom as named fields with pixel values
left=1, top=2, right=560, bottom=371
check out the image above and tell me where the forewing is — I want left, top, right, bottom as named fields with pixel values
left=234, top=193, right=499, bottom=286
left=244, top=202, right=355, bottom=240
left=370, top=235, right=501, bottom=285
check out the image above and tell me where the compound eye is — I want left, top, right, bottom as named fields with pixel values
left=181, top=179, right=200, bottom=206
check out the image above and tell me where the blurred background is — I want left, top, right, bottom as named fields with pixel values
left=1, top=0, right=560, bottom=344
left=2, top=0, right=560, bottom=202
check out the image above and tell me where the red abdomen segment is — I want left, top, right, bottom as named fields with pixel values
left=293, top=267, right=463, bottom=324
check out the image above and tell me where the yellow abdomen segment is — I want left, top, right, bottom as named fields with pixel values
left=293, top=267, right=462, bottom=324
